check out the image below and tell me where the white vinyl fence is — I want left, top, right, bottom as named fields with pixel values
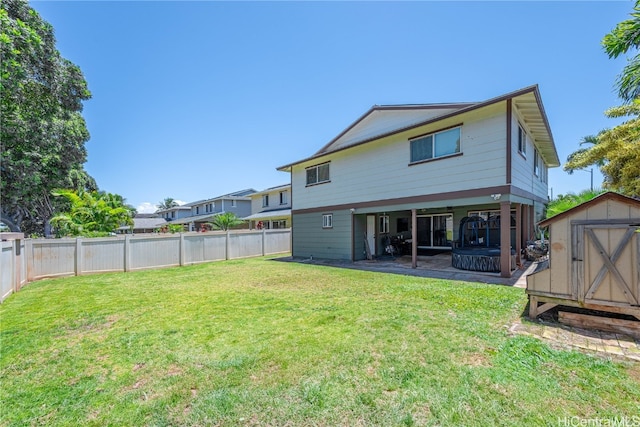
left=0, top=229, right=290, bottom=302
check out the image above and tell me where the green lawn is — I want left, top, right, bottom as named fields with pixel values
left=1, top=257, right=638, bottom=426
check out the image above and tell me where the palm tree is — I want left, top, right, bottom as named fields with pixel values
left=156, top=197, right=179, bottom=212
left=564, top=102, right=640, bottom=196
left=209, top=212, right=244, bottom=231
left=602, top=0, right=640, bottom=102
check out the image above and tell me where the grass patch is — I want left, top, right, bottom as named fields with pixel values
left=1, top=257, right=638, bottom=426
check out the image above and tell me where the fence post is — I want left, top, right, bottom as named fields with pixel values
left=75, top=238, right=83, bottom=276
left=25, top=238, right=34, bottom=282
left=225, top=231, right=230, bottom=260
left=262, top=228, right=266, bottom=256
left=10, top=240, right=17, bottom=294
left=179, top=233, right=185, bottom=266
left=124, top=235, right=131, bottom=272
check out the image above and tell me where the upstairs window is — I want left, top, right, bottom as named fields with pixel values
left=279, top=191, right=288, bottom=205
left=534, top=149, right=540, bottom=176
left=518, top=124, right=527, bottom=157
left=410, top=126, right=461, bottom=163
left=306, top=162, right=330, bottom=186
left=262, top=195, right=269, bottom=207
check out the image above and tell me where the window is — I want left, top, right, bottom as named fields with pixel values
left=534, top=148, right=540, bottom=176
left=306, top=162, right=330, bottom=186
left=195, top=206, right=200, bottom=215
left=410, top=127, right=461, bottom=163
left=379, top=215, right=389, bottom=233
left=322, top=214, right=333, bottom=228
left=231, top=199, right=236, bottom=207
left=272, top=220, right=287, bottom=229
left=279, top=191, right=288, bottom=205
left=262, top=195, right=269, bottom=207
left=518, top=124, right=527, bottom=156
left=397, top=218, right=409, bottom=233
left=171, top=211, right=175, bottom=219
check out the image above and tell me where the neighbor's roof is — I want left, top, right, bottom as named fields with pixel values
left=187, top=188, right=257, bottom=206
left=250, top=184, right=291, bottom=197
left=277, top=85, right=559, bottom=171
left=538, top=192, right=640, bottom=227
left=243, top=208, right=292, bottom=221
left=118, top=217, right=167, bottom=230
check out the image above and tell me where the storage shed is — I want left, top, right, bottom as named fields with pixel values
left=527, top=192, right=640, bottom=326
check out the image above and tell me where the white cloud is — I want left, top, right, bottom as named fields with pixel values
left=137, top=202, right=157, bottom=214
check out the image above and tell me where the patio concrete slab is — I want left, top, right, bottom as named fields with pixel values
left=277, top=253, right=535, bottom=288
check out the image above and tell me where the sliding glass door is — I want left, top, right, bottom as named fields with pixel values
left=416, top=214, right=453, bottom=249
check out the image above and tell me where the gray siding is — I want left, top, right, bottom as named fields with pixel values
left=292, top=210, right=352, bottom=260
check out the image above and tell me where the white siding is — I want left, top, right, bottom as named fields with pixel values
left=293, top=104, right=507, bottom=210
left=250, top=187, right=291, bottom=214
left=510, top=109, right=550, bottom=201
left=328, top=108, right=463, bottom=151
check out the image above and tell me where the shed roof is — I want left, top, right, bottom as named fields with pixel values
left=538, top=192, right=640, bottom=227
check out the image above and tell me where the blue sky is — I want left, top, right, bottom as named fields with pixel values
left=32, top=1, right=630, bottom=213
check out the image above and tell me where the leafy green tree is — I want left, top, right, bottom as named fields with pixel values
left=602, top=0, right=640, bottom=103
left=156, top=198, right=179, bottom=212
left=546, top=189, right=605, bottom=219
left=50, top=190, right=134, bottom=237
left=1, top=0, right=94, bottom=236
left=209, top=212, right=244, bottom=231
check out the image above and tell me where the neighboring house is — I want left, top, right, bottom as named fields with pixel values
left=243, top=184, right=291, bottom=229
left=164, top=188, right=256, bottom=231
left=117, top=214, right=167, bottom=234
left=156, top=205, right=192, bottom=222
left=277, top=85, right=559, bottom=277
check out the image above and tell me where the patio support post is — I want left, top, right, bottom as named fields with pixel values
left=500, top=201, right=511, bottom=277
left=411, top=209, right=417, bottom=269
left=515, top=204, right=522, bottom=267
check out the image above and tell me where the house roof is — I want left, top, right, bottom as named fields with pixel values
left=250, top=184, right=291, bottom=197
left=538, top=192, right=640, bottom=227
left=118, top=217, right=167, bottom=230
left=243, top=208, right=292, bottom=221
left=277, top=85, right=559, bottom=171
left=187, top=188, right=257, bottom=206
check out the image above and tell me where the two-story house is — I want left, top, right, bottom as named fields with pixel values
left=243, top=184, right=291, bottom=229
left=277, top=85, right=559, bottom=277
left=156, top=205, right=192, bottom=222
left=160, top=189, right=256, bottom=231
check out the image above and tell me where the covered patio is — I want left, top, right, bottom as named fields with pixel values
left=351, top=199, right=538, bottom=278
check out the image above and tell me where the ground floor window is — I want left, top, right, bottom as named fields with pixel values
left=322, top=214, right=333, bottom=228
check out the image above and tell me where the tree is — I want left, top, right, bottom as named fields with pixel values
left=156, top=198, right=179, bottom=212
left=545, top=189, right=605, bottom=219
left=50, top=190, right=134, bottom=237
left=209, top=212, right=244, bottom=231
left=1, top=0, right=94, bottom=236
left=602, top=0, right=640, bottom=103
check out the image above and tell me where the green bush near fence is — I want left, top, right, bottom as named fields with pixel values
left=1, top=257, right=638, bottom=426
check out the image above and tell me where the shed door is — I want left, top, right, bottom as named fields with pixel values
left=573, top=222, right=639, bottom=308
